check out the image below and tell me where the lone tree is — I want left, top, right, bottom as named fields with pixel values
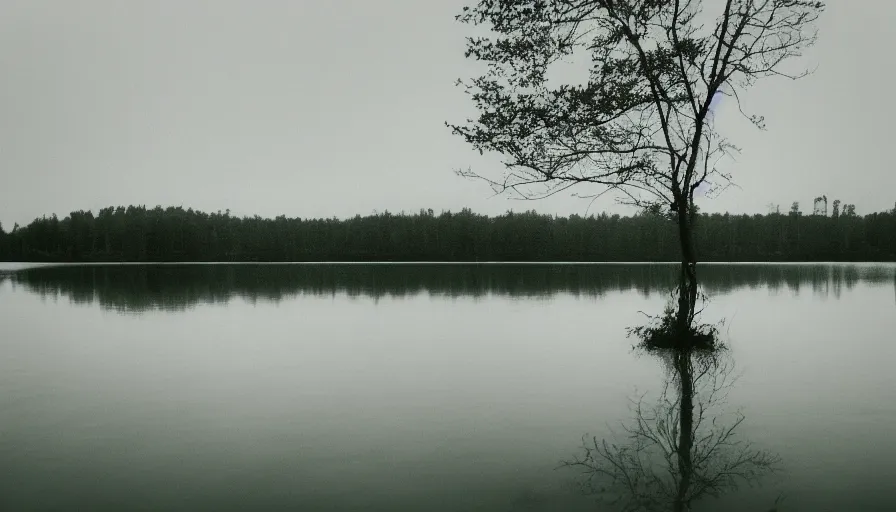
left=450, top=0, right=824, bottom=332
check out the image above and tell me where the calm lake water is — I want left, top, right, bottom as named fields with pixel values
left=1, top=263, right=895, bottom=511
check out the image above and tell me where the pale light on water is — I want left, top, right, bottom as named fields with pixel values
left=1, top=264, right=895, bottom=511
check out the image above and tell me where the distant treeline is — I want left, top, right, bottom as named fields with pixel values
left=7, top=263, right=894, bottom=312
left=1, top=203, right=895, bottom=262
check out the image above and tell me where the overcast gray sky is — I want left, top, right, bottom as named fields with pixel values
left=1, top=0, right=893, bottom=228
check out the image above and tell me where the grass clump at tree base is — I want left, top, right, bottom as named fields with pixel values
left=628, top=305, right=723, bottom=352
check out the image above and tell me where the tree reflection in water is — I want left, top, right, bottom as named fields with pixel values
left=563, top=297, right=781, bottom=512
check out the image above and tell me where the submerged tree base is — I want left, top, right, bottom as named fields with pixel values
left=628, top=304, right=723, bottom=352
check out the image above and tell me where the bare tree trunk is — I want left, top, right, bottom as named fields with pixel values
left=676, top=206, right=698, bottom=334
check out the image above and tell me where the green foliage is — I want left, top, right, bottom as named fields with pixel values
left=0, top=204, right=893, bottom=262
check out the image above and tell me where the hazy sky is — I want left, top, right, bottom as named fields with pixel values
left=1, top=0, right=893, bottom=228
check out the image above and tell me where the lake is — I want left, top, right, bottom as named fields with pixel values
left=1, top=263, right=895, bottom=511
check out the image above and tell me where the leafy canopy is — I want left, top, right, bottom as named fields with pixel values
left=450, top=0, right=825, bottom=209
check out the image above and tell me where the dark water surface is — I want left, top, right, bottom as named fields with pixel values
left=1, top=263, right=895, bottom=511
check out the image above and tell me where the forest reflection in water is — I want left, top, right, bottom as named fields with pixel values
left=2, top=262, right=894, bottom=313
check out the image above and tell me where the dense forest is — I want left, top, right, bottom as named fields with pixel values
left=1, top=201, right=894, bottom=262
